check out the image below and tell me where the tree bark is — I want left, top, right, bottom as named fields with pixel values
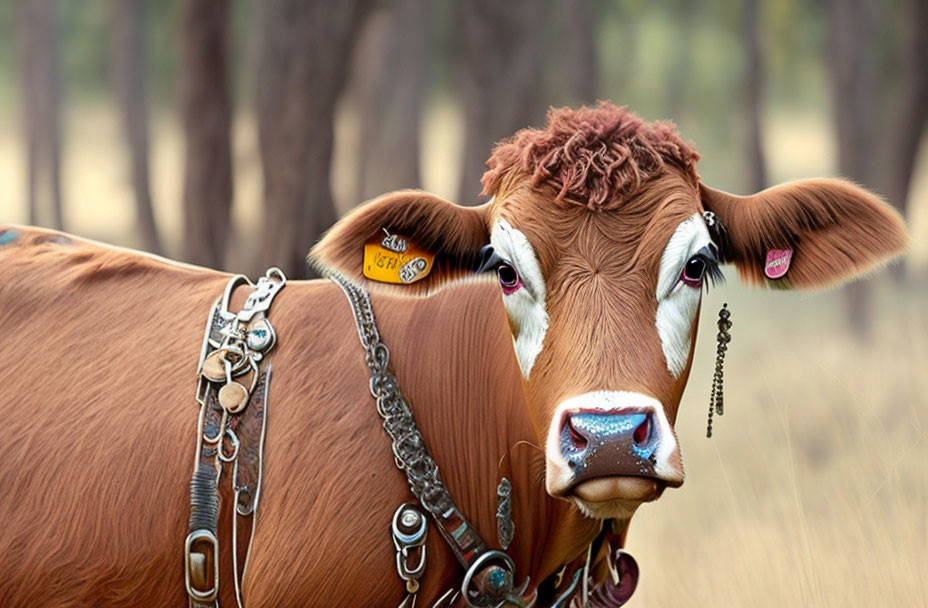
left=457, top=0, right=548, bottom=205
left=355, top=0, right=430, bottom=202
left=113, top=0, right=162, bottom=255
left=562, top=0, right=598, bottom=105
left=257, top=0, right=372, bottom=278
left=743, top=0, right=767, bottom=192
left=180, top=0, right=234, bottom=269
left=882, top=0, right=927, bottom=279
left=666, top=0, right=696, bottom=120
left=827, top=0, right=879, bottom=339
left=15, top=0, right=63, bottom=230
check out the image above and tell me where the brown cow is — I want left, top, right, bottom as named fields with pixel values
left=0, top=103, right=907, bottom=606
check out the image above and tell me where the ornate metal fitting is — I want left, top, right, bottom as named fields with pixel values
left=393, top=503, right=428, bottom=608
left=707, top=303, right=732, bottom=438
left=382, top=229, right=409, bottom=253
left=460, top=551, right=532, bottom=608
left=496, top=478, right=514, bottom=551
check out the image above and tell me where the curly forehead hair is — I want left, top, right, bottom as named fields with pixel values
left=481, top=102, right=701, bottom=211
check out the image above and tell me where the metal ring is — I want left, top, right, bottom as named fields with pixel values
left=460, top=550, right=517, bottom=608
left=266, top=267, right=287, bottom=283
left=219, top=427, right=240, bottom=463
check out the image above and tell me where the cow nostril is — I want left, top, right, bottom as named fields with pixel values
left=566, top=417, right=589, bottom=449
left=633, top=416, right=651, bottom=447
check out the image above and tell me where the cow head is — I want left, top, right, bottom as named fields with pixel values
left=312, top=103, right=907, bottom=519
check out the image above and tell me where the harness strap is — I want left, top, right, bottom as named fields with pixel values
left=186, top=269, right=286, bottom=608
left=330, top=272, right=534, bottom=608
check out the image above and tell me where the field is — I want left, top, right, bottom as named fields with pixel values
left=0, top=101, right=925, bottom=606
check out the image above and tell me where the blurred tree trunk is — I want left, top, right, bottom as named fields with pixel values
left=180, top=0, right=233, bottom=269
left=15, top=0, right=63, bottom=230
left=113, top=0, right=162, bottom=255
left=355, top=0, right=430, bottom=202
left=742, top=0, right=767, bottom=192
left=827, top=0, right=878, bottom=339
left=257, top=0, right=372, bottom=278
left=562, top=0, right=598, bottom=105
left=457, top=0, right=548, bottom=205
left=882, top=0, right=927, bottom=280
left=666, top=0, right=695, bottom=120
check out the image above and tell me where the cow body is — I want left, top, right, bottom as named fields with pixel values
left=0, top=103, right=908, bottom=607
left=0, top=227, right=596, bottom=607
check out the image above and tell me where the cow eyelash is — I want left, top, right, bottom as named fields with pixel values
left=681, top=245, right=724, bottom=290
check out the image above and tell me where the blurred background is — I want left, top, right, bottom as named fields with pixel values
left=0, top=1, right=925, bottom=606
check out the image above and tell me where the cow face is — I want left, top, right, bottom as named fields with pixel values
left=312, top=104, right=907, bottom=519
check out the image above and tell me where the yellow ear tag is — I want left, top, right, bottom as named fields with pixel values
left=362, top=233, right=434, bottom=284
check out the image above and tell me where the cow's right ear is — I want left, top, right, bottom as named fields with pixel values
left=310, top=190, right=491, bottom=295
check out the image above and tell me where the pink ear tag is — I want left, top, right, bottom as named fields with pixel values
left=764, top=249, right=792, bottom=279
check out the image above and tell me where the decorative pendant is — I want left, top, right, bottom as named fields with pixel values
left=201, top=349, right=229, bottom=383
left=246, top=318, right=275, bottom=352
left=218, top=381, right=249, bottom=413
left=496, top=477, right=514, bottom=551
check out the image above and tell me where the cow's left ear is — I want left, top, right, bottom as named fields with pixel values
left=700, top=178, right=909, bottom=289
left=310, top=189, right=491, bottom=294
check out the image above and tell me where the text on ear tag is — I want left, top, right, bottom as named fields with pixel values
left=363, top=233, right=435, bottom=284
left=764, top=248, right=792, bottom=279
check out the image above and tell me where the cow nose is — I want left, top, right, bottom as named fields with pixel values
left=560, top=410, right=665, bottom=484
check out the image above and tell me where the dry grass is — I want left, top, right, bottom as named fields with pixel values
left=628, top=282, right=927, bottom=606
left=0, top=101, right=925, bottom=606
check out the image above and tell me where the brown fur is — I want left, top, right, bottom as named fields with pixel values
left=0, top=227, right=597, bottom=607
left=481, top=102, right=701, bottom=210
left=310, top=190, right=490, bottom=295
left=700, top=180, right=909, bottom=289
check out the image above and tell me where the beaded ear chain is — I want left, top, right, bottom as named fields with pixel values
left=706, top=303, right=731, bottom=437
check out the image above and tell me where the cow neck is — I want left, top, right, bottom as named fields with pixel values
left=351, top=277, right=604, bottom=603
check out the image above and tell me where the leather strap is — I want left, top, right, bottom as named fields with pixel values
left=186, top=269, right=286, bottom=608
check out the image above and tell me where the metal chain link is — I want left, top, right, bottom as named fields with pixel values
left=706, top=303, right=731, bottom=438
left=330, top=272, right=454, bottom=516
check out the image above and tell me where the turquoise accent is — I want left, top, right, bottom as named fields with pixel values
left=0, top=230, right=18, bottom=246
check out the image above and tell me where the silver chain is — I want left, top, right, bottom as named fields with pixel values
left=330, top=272, right=454, bottom=516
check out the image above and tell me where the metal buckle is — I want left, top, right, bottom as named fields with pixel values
left=460, top=550, right=532, bottom=608
left=185, top=529, right=219, bottom=602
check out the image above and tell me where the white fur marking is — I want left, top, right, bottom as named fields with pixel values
left=655, top=213, right=711, bottom=378
left=490, top=219, right=549, bottom=379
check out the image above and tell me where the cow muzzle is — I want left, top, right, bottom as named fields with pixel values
left=546, top=391, right=685, bottom=508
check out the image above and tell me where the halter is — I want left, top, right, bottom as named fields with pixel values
left=185, top=269, right=287, bottom=608
left=182, top=270, right=634, bottom=607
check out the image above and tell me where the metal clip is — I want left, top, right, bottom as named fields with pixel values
left=393, top=503, right=428, bottom=608
left=239, top=268, right=287, bottom=322
left=185, top=529, right=219, bottom=603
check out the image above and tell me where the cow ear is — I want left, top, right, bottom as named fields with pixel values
left=699, top=179, right=908, bottom=289
left=310, top=190, right=491, bottom=294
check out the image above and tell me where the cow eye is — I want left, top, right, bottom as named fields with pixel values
left=497, top=262, right=522, bottom=294
left=681, top=255, right=707, bottom=287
